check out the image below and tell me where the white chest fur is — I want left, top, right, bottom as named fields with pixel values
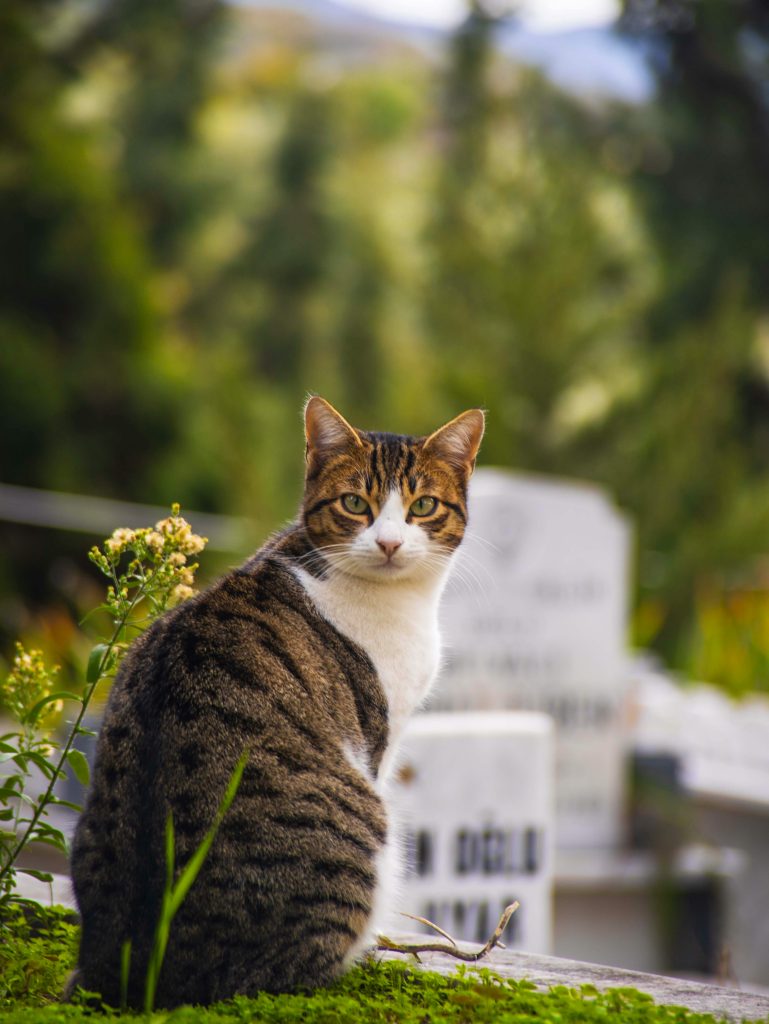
left=293, top=566, right=447, bottom=782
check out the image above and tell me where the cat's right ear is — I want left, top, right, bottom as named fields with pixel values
left=304, top=397, right=362, bottom=461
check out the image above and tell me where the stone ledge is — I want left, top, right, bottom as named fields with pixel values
left=381, top=934, right=769, bottom=1023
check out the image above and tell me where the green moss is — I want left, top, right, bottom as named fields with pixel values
left=1, top=906, right=766, bottom=1024
left=0, top=905, right=79, bottom=1008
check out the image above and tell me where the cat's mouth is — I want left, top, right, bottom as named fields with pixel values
left=373, top=553, right=418, bottom=577
left=345, top=552, right=413, bottom=579
left=330, top=546, right=430, bottom=581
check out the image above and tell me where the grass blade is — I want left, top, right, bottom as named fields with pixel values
left=169, top=751, right=248, bottom=918
left=120, top=940, right=132, bottom=1013
left=143, top=750, right=247, bottom=1012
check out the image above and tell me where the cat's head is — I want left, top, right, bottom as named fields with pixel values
left=301, top=397, right=484, bottom=582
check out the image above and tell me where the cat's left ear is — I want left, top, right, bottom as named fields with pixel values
left=304, top=396, right=362, bottom=458
left=424, top=409, right=485, bottom=473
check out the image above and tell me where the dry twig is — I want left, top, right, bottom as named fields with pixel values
left=376, top=901, right=519, bottom=962
left=398, top=912, right=458, bottom=947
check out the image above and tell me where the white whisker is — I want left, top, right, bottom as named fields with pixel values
left=464, top=532, right=499, bottom=554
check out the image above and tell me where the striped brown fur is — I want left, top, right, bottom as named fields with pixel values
left=69, top=398, right=483, bottom=1008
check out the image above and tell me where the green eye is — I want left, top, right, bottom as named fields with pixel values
left=410, top=496, right=437, bottom=517
left=342, top=493, right=369, bottom=515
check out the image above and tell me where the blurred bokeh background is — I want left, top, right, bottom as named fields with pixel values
left=3, top=0, right=769, bottom=701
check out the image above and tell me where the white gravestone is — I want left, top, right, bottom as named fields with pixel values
left=393, top=711, right=554, bottom=954
left=433, top=470, right=631, bottom=849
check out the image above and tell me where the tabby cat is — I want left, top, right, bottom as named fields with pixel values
left=69, top=397, right=484, bottom=1008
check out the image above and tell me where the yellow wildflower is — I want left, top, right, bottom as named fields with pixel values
left=182, top=533, right=207, bottom=556
left=105, top=527, right=136, bottom=555
left=145, top=531, right=164, bottom=553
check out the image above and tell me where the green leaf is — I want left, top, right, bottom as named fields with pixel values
left=4, top=894, right=47, bottom=912
left=66, top=749, right=90, bottom=786
left=10, top=793, right=35, bottom=810
left=32, top=820, right=67, bottom=840
left=23, top=690, right=82, bottom=726
left=0, top=808, right=14, bottom=821
left=19, top=868, right=53, bottom=883
left=47, top=796, right=82, bottom=812
left=86, top=643, right=110, bottom=683
left=29, top=834, right=67, bottom=853
left=17, top=750, right=56, bottom=778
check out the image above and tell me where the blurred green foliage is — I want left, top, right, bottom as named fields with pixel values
left=2, top=0, right=769, bottom=695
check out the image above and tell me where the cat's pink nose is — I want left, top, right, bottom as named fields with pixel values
left=377, top=538, right=402, bottom=559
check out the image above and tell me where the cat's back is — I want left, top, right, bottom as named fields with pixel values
left=131, top=544, right=386, bottom=749
left=93, top=540, right=389, bottom=771
left=71, top=538, right=389, bottom=1006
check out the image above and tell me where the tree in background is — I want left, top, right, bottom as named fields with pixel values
left=424, top=2, right=498, bottom=422
left=0, top=1, right=179, bottom=500
left=335, top=224, right=387, bottom=428
left=0, top=0, right=188, bottom=641
left=426, top=4, right=651, bottom=473
left=0, top=0, right=226, bottom=643
left=620, top=0, right=769, bottom=330
left=68, top=0, right=227, bottom=273
left=606, top=0, right=769, bottom=673
left=235, top=91, right=335, bottom=388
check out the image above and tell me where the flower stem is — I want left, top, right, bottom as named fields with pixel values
left=0, top=588, right=144, bottom=894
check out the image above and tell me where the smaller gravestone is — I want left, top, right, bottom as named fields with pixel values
left=393, top=711, right=554, bottom=954
left=434, top=470, right=630, bottom=849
